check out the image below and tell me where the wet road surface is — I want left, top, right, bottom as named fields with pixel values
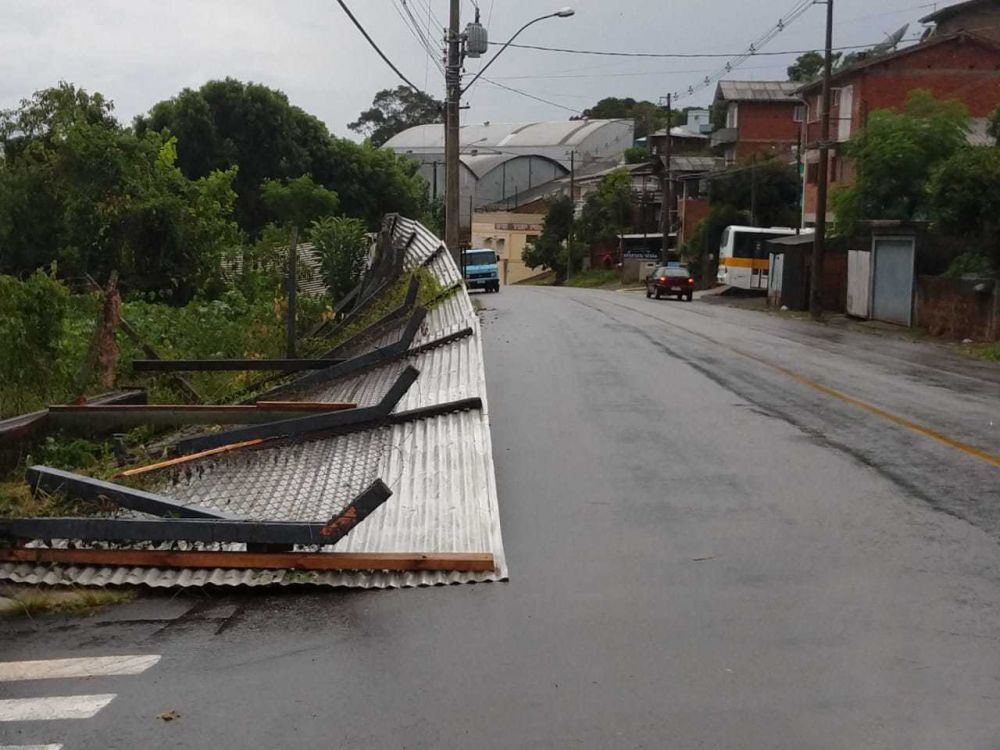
left=2, top=286, right=999, bottom=749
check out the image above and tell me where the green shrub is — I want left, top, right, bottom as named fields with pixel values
left=311, top=216, right=369, bottom=303
left=0, top=271, right=71, bottom=416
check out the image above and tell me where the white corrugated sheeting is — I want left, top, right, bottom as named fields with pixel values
left=0, top=217, right=506, bottom=589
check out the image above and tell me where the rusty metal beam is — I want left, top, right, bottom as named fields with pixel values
left=26, top=466, right=239, bottom=520
left=1, top=480, right=392, bottom=546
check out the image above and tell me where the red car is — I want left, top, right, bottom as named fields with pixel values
left=646, top=265, right=695, bottom=301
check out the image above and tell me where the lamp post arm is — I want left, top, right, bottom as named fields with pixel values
left=460, top=15, right=555, bottom=95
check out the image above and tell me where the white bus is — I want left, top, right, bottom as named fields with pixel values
left=717, top=226, right=810, bottom=290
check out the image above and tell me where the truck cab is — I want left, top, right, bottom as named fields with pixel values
left=463, top=248, right=500, bottom=293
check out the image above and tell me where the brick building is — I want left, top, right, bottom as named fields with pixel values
left=921, top=0, right=1000, bottom=44
left=709, top=81, right=804, bottom=165
left=798, top=31, right=1000, bottom=225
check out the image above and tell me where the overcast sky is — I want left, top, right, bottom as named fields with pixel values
left=2, top=0, right=943, bottom=138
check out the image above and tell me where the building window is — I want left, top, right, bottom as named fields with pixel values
left=724, top=146, right=736, bottom=166
left=726, top=103, right=739, bottom=129
left=793, top=104, right=805, bottom=123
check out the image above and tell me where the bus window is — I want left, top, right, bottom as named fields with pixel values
left=720, top=227, right=732, bottom=251
left=733, top=233, right=755, bottom=259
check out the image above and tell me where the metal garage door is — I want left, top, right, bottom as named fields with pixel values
left=871, top=237, right=915, bottom=326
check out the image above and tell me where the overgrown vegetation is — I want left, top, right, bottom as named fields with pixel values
left=565, top=269, right=622, bottom=289
left=0, top=585, right=134, bottom=618
left=832, top=90, right=970, bottom=235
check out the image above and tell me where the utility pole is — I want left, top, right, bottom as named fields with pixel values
left=444, top=0, right=462, bottom=263
left=659, top=93, right=673, bottom=262
left=810, top=0, right=834, bottom=320
left=567, top=150, right=575, bottom=282
left=795, top=127, right=803, bottom=235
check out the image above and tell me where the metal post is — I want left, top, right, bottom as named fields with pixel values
left=810, top=0, right=834, bottom=320
left=444, top=0, right=462, bottom=262
left=796, top=127, right=803, bottom=235
left=286, top=224, right=299, bottom=359
left=568, top=150, right=575, bottom=282
left=660, top=93, right=673, bottom=262
left=432, top=161, right=438, bottom=201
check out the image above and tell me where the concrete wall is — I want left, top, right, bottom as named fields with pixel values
left=916, top=276, right=999, bottom=341
left=471, top=211, right=547, bottom=285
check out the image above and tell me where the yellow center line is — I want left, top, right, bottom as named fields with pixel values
left=591, top=295, right=1000, bottom=469
left=736, top=348, right=1000, bottom=469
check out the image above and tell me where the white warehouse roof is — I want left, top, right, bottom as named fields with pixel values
left=384, top=119, right=632, bottom=151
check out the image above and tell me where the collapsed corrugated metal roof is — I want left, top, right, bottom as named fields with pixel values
left=0, top=217, right=507, bottom=589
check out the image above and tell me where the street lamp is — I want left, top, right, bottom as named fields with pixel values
left=460, top=8, right=575, bottom=95
left=444, top=5, right=575, bottom=258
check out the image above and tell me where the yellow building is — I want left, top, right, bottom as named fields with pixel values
left=471, top=211, right=547, bottom=285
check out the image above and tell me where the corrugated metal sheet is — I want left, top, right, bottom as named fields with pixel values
left=717, top=80, right=801, bottom=102
left=0, top=218, right=506, bottom=589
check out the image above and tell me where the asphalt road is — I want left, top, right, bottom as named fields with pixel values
left=3, top=286, right=1000, bottom=750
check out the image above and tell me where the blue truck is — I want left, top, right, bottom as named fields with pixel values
left=463, top=248, right=500, bottom=293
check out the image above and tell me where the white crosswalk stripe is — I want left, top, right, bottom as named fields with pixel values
left=0, top=653, right=160, bottom=748
left=0, top=655, right=160, bottom=683
left=0, top=695, right=116, bottom=722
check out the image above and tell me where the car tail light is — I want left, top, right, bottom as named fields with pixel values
left=659, top=277, right=667, bottom=282
left=687, top=277, right=695, bottom=284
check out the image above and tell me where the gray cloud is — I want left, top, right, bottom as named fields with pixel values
left=1, top=0, right=934, bottom=137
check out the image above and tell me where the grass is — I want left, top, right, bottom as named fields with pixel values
left=960, top=341, right=1000, bottom=361
left=565, top=269, right=623, bottom=289
left=0, top=585, right=135, bottom=618
left=518, top=271, right=556, bottom=286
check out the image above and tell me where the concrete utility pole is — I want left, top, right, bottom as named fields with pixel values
left=568, top=149, right=575, bottom=282
left=444, top=0, right=462, bottom=263
left=810, top=0, right=835, bottom=320
left=659, top=93, right=673, bottom=262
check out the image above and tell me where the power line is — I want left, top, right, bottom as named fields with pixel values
left=395, top=0, right=445, bottom=77
left=479, top=78, right=582, bottom=114
left=334, top=0, right=425, bottom=93
left=486, top=40, right=894, bottom=59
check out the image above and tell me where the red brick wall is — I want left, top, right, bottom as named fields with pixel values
left=738, top=101, right=800, bottom=142
left=680, top=198, right=710, bottom=246
left=916, top=276, right=998, bottom=341
left=857, top=43, right=1000, bottom=119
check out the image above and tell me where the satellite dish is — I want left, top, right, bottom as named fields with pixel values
left=872, top=24, right=909, bottom=54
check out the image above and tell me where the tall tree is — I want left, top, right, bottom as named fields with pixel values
left=0, top=84, right=239, bottom=301
left=578, top=97, right=679, bottom=140
left=137, top=79, right=428, bottom=236
left=522, top=195, right=575, bottom=283
left=348, top=86, right=443, bottom=146
left=578, top=168, right=634, bottom=246
left=708, top=157, right=800, bottom=227
left=260, top=176, right=339, bottom=357
left=832, top=90, right=969, bottom=233
left=787, top=51, right=837, bottom=83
